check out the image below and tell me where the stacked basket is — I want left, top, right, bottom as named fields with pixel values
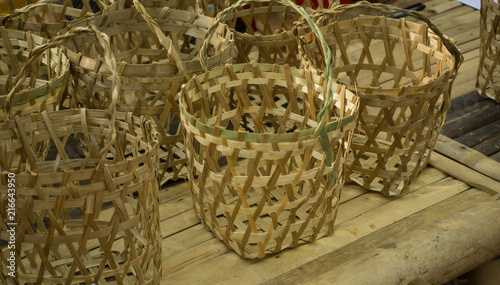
left=60, top=2, right=235, bottom=184
left=0, top=25, right=162, bottom=284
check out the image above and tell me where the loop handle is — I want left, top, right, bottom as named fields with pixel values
left=133, top=0, right=190, bottom=80
left=4, top=23, right=120, bottom=157
left=309, top=0, right=463, bottom=72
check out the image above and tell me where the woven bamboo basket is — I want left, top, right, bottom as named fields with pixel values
left=0, top=27, right=69, bottom=121
left=477, top=0, right=500, bottom=102
left=299, top=1, right=463, bottom=196
left=215, top=0, right=338, bottom=67
left=0, top=0, right=119, bottom=38
left=60, top=4, right=235, bottom=184
left=0, top=25, right=161, bottom=284
left=180, top=0, right=359, bottom=259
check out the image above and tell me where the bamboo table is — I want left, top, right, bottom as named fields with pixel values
left=162, top=135, right=500, bottom=284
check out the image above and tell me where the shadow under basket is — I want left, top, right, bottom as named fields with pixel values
left=180, top=62, right=359, bottom=258
left=300, top=3, right=462, bottom=196
left=0, top=109, right=161, bottom=284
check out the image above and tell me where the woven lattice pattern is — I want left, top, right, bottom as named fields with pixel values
left=124, top=0, right=196, bottom=9
left=0, top=27, right=69, bottom=120
left=0, top=0, right=117, bottom=38
left=218, top=0, right=338, bottom=67
left=301, top=2, right=462, bottom=196
left=477, top=0, right=500, bottom=102
left=0, top=109, right=161, bottom=284
left=61, top=7, right=235, bottom=184
left=180, top=62, right=359, bottom=258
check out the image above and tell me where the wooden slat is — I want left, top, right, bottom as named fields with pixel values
left=444, top=95, right=496, bottom=126
left=428, top=152, right=500, bottom=194
left=472, top=133, right=500, bottom=157
left=299, top=193, right=500, bottom=285
left=434, top=135, right=500, bottom=182
left=455, top=119, right=500, bottom=147
left=263, top=188, right=491, bottom=285
left=441, top=103, right=500, bottom=138
left=446, top=90, right=488, bottom=115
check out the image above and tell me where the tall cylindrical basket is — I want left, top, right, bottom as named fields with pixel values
left=180, top=0, right=359, bottom=258
left=477, top=0, right=500, bottom=102
left=0, top=25, right=161, bottom=284
left=300, top=1, right=463, bottom=196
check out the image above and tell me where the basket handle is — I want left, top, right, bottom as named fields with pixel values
left=200, top=0, right=336, bottom=135
left=4, top=23, right=120, bottom=157
left=310, top=0, right=463, bottom=72
left=132, top=0, right=190, bottom=80
left=0, top=0, right=60, bottom=26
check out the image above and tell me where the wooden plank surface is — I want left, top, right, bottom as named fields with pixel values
left=162, top=163, right=495, bottom=284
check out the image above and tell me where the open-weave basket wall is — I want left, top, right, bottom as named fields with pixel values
left=0, top=27, right=69, bottom=120
left=477, top=0, right=500, bottom=102
left=61, top=7, right=235, bottom=184
left=0, top=0, right=118, bottom=38
left=0, top=25, right=162, bottom=284
left=180, top=62, right=359, bottom=258
left=217, top=0, right=338, bottom=67
left=300, top=1, right=462, bottom=196
left=0, top=109, right=161, bottom=284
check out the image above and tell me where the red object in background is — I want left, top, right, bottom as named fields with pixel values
left=340, top=0, right=354, bottom=3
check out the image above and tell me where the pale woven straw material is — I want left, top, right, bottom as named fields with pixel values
left=0, top=27, right=69, bottom=121
left=60, top=3, right=235, bottom=184
left=300, top=1, right=463, bottom=196
left=180, top=0, right=359, bottom=259
left=0, top=24, right=161, bottom=284
left=477, top=0, right=500, bottom=102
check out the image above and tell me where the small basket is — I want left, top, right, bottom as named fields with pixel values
left=0, top=0, right=118, bottom=39
left=60, top=4, right=235, bottom=184
left=180, top=0, right=359, bottom=258
left=477, top=0, right=500, bottom=102
left=300, top=1, right=463, bottom=196
left=0, top=25, right=161, bottom=284
left=217, top=0, right=338, bottom=67
left=0, top=27, right=69, bottom=121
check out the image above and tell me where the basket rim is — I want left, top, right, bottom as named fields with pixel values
left=180, top=62, right=359, bottom=144
left=60, top=7, right=235, bottom=76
